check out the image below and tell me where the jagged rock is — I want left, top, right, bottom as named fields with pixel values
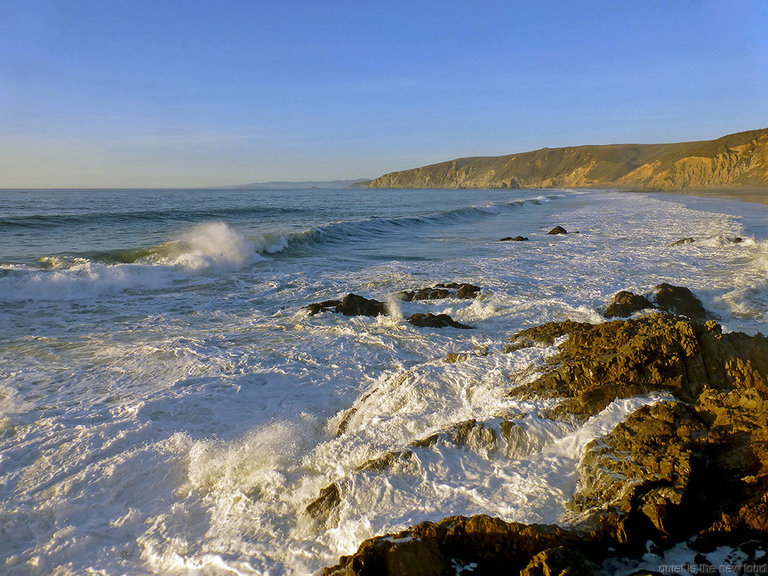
left=306, top=483, right=342, bottom=524
left=521, top=546, right=600, bottom=576
left=653, top=283, right=708, bottom=320
left=445, top=352, right=468, bottom=363
left=305, top=293, right=388, bottom=317
left=499, top=236, right=529, bottom=242
left=457, top=283, right=481, bottom=299
left=604, top=291, right=656, bottom=318
left=407, top=313, right=473, bottom=329
left=548, top=226, right=568, bottom=235
left=323, top=314, right=768, bottom=575
left=668, top=237, right=695, bottom=246
left=322, top=516, right=592, bottom=576
left=357, top=450, right=417, bottom=473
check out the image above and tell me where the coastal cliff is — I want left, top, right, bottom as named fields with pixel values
left=368, top=128, right=768, bottom=190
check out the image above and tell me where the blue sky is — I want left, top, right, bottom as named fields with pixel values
left=2, top=0, right=766, bottom=187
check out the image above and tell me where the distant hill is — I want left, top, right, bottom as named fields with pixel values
left=233, top=179, right=370, bottom=190
left=368, top=128, right=768, bottom=190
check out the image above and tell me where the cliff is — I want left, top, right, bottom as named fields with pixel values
left=368, top=128, right=768, bottom=190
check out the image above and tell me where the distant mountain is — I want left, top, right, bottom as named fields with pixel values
left=368, top=128, right=768, bottom=190
left=232, top=179, right=370, bottom=190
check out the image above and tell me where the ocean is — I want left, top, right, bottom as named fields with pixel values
left=1, top=187, right=767, bottom=575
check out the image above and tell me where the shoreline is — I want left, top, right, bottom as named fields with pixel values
left=639, top=187, right=768, bottom=206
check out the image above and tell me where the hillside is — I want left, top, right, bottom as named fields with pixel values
left=368, top=128, right=768, bottom=190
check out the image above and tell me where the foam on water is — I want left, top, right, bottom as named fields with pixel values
left=2, top=188, right=768, bottom=575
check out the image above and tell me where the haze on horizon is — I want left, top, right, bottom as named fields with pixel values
left=2, top=0, right=767, bottom=189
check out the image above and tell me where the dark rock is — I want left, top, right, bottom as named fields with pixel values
left=604, top=291, right=656, bottom=318
left=406, top=313, right=473, bottom=329
left=653, top=283, right=707, bottom=320
left=336, top=293, right=388, bottom=317
left=548, top=226, right=568, bottom=235
left=668, top=237, right=695, bottom=246
left=499, top=236, right=529, bottom=242
left=732, top=236, right=743, bottom=243
left=304, top=299, right=342, bottom=315
left=399, top=283, right=481, bottom=301
left=357, top=450, right=417, bottom=473
left=457, top=283, right=481, bottom=299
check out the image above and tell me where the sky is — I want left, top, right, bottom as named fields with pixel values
left=1, top=0, right=767, bottom=188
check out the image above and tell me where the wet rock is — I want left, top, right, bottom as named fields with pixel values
left=547, top=226, right=568, bottom=235
left=322, top=516, right=591, bottom=576
left=357, top=450, right=417, bottom=473
left=521, top=546, right=600, bottom=576
left=499, top=236, right=529, bottom=242
left=445, top=352, right=468, bottom=363
left=304, top=299, right=342, bottom=315
left=732, top=236, right=743, bottom=243
left=668, top=237, right=695, bottom=246
left=407, top=313, right=473, bottom=329
left=399, top=283, right=481, bottom=301
left=306, top=483, right=342, bottom=524
left=604, top=290, right=656, bottom=318
left=653, top=283, right=708, bottom=320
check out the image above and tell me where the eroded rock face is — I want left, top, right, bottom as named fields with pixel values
left=604, top=290, right=656, bottom=318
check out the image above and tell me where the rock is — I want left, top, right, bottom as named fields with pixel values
left=653, top=283, right=707, bottom=320
left=521, top=546, right=600, bottom=576
left=322, top=516, right=592, bottom=576
left=499, top=236, right=529, bottom=242
left=304, top=299, right=341, bottom=315
left=604, top=290, right=656, bottom=318
left=399, top=283, right=481, bottom=301
left=406, top=313, right=473, bottom=329
left=305, top=483, right=342, bottom=524
left=305, top=293, right=388, bottom=317
left=457, top=283, right=481, bottom=299
left=357, top=450, right=417, bottom=473
left=336, top=293, right=388, bottom=317
left=323, top=312, right=768, bottom=575
left=732, top=236, right=743, bottom=243
left=668, top=237, right=695, bottom=246
left=547, top=226, right=568, bottom=235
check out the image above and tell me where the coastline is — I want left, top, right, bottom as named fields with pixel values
left=644, top=187, right=768, bottom=206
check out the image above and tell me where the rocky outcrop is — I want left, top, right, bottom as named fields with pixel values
left=323, top=312, right=768, bottom=575
left=499, top=236, right=529, bottom=242
left=547, top=226, right=568, bottom=235
left=368, top=128, right=768, bottom=190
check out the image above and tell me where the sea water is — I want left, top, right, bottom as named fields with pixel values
left=0, top=188, right=766, bottom=575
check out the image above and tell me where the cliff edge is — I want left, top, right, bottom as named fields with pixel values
left=368, top=128, right=768, bottom=190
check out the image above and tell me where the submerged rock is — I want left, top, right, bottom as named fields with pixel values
left=668, top=237, right=695, bottom=246
left=604, top=290, right=656, bottom=318
left=406, top=313, right=473, bottom=329
left=547, top=226, right=568, bottom=235
left=499, top=236, right=529, bottom=242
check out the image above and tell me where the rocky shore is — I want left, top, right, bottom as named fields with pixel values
left=318, top=287, right=768, bottom=575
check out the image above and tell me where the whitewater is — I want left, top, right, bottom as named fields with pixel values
left=0, top=187, right=767, bottom=575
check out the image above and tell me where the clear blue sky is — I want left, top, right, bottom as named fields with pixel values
left=2, top=0, right=766, bottom=187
